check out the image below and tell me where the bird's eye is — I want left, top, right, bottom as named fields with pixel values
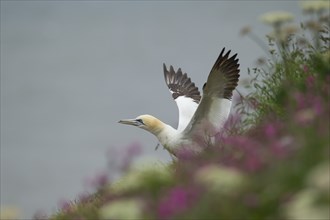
left=136, top=119, right=144, bottom=124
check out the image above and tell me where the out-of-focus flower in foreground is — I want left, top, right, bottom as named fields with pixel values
left=306, top=162, right=330, bottom=193
left=284, top=162, right=330, bottom=220
left=158, top=186, right=197, bottom=219
left=58, top=199, right=74, bottom=213
left=284, top=189, right=329, bottom=219
left=259, top=11, right=294, bottom=26
left=99, top=198, right=143, bottom=220
left=301, top=1, right=329, bottom=13
left=0, top=206, right=21, bottom=220
left=85, top=171, right=109, bottom=190
left=194, top=165, right=245, bottom=195
left=266, top=24, right=299, bottom=42
left=110, top=161, right=172, bottom=194
left=295, top=108, right=317, bottom=125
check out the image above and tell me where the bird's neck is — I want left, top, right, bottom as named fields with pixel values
left=145, top=118, right=180, bottom=153
left=158, top=124, right=180, bottom=154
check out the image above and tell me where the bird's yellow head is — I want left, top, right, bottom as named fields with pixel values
left=118, top=114, right=164, bottom=135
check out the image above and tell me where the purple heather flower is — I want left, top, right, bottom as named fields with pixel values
left=221, top=136, right=265, bottom=172
left=84, top=171, right=109, bottom=190
left=176, top=147, right=197, bottom=160
left=78, top=192, right=91, bottom=204
left=293, top=92, right=305, bottom=110
left=303, top=65, right=310, bottom=73
left=293, top=91, right=324, bottom=119
left=264, top=123, right=277, bottom=138
left=158, top=187, right=196, bottom=219
left=270, top=136, right=293, bottom=158
left=93, top=172, right=109, bottom=188
left=306, top=75, right=314, bottom=87
left=244, top=153, right=263, bottom=172
left=312, top=97, right=323, bottom=115
left=58, top=199, right=72, bottom=213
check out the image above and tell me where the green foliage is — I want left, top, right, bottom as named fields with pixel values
left=237, top=7, right=329, bottom=129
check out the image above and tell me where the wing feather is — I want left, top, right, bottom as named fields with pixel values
left=183, top=48, right=240, bottom=137
left=163, top=64, right=201, bottom=131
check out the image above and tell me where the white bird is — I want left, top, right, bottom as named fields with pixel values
left=119, top=48, right=240, bottom=157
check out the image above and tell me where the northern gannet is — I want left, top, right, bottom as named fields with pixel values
left=119, top=48, right=240, bottom=156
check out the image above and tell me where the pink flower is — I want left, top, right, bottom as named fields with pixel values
left=293, top=92, right=305, bottom=110
left=264, top=123, right=277, bottom=138
left=158, top=187, right=197, bottom=219
left=78, top=193, right=91, bottom=204
left=312, top=97, right=323, bottom=115
left=220, top=136, right=264, bottom=172
left=306, top=75, right=314, bottom=87
left=303, top=65, right=309, bottom=73
left=58, top=199, right=72, bottom=213
left=84, top=171, right=109, bottom=190
left=94, top=172, right=108, bottom=188
left=270, top=136, right=293, bottom=158
left=293, top=91, right=324, bottom=117
left=176, top=147, right=197, bottom=160
left=245, top=155, right=263, bottom=172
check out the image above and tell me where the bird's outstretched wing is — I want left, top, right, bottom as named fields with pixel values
left=183, top=48, right=240, bottom=137
left=163, top=64, right=201, bottom=132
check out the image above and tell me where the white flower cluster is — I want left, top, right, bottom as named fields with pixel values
left=284, top=162, right=330, bottom=219
left=99, top=198, right=143, bottom=220
left=259, top=11, right=294, bottom=26
left=0, top=206, right=21, bottom=220
left=301, top=1, right=330, bottom=13
left=110, top=160, right=172, bottom=194
left=194, top=164, right=246, bottom=195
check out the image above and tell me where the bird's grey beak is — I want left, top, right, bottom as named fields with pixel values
left=118, top=119, right=139, bottom=126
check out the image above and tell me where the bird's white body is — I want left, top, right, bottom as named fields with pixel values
left=119, top=48, right=240, bottom=157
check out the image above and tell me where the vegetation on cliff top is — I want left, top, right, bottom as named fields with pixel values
left=41, top=3, right=329, bottom=220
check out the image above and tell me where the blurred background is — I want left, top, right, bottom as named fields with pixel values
left=1, top=1, right=304, bottom=218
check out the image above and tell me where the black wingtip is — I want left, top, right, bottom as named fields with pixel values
left=224, top=50, right=231, bottom=59
left=163, top=63, right=168, bottom=73
left=177, top=68, right=183, bottom=75
left=219, top=47, right=226, bottom=57
left=204, top=47, right=240, bottom=99
left=231, top=53, right=238, bottom=61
